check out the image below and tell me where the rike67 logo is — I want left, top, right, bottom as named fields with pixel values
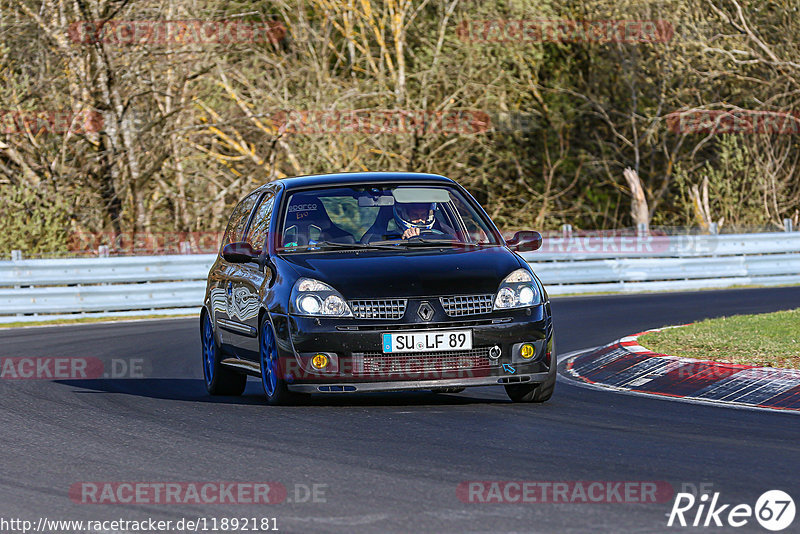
left=667, top=489, right=795, bottom=531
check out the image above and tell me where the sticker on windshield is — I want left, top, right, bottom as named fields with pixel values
left=288, top=203, right=319, bottom=212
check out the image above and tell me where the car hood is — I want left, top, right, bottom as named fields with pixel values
left=279, top=247, right=526, bottom=298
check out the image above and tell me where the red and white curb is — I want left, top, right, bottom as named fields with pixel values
left=564, top=327, right=800, bottom=412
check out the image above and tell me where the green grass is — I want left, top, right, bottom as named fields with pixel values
left=638, top=308, right=800, bottom=369
left=0, top=314, right=196, bottom=329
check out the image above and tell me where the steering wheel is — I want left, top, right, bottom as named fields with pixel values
left=364, top=228, right=450, bottom=243
left=420, top=228, right=445, bottom=235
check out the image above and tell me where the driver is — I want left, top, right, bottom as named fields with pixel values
left=394, top=202, right=436, bottom=239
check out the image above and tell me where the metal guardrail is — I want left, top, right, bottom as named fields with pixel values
left=522, top=232, right=800, bottom=295
left=0, top=255, right=214, bottom=323
left=0, top=232, right=798, bottom=323
left=527, top=232, right=800, bottom=260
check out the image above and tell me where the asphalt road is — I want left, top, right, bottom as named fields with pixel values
left=1, top=286, right=799, bottom=533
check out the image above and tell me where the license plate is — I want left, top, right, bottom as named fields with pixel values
left=382, top=330, right=472, bottom=353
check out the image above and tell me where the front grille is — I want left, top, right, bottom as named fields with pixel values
left=440, top=294, right=494, bottom=317
left=350, top=299, right=407, bottom=320
left=353, top=347, right=496, bottom=377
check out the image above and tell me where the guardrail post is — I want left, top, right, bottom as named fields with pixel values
left=709, top=222, right=719, bottom=235
left=784, top=218, right=793, bottom=232
left=636, top=223, right=649, bottom=237
left=179, top=241, right=191, bottom=254
left=11, top=250, right=22, bottom=261
left=561, top=224, right=573, bottom=238
left=98, top=245, right=110, bottom=258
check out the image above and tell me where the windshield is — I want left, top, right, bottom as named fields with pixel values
left=277, top=184, right=500, bottom=252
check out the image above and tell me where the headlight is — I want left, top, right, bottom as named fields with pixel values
left=494, top=268, right=541, bottom=309
left=298, top=295, right=322, bottom=314
left=291, top=278, right=353, bottom=317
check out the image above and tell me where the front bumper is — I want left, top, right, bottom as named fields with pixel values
left=271, top=304, right=553, bottom=393
left=287, top=372, right=551, bottom=393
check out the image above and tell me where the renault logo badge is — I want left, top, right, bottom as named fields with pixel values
left=417, top=301, right=434, bottom=321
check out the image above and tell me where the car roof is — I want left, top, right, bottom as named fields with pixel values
left=254, top=172, right=456, bottom=194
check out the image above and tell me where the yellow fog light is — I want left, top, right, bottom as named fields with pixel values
left=311, top=353, right=329, bottom=369
left=520, top=344, right=535, bottom=360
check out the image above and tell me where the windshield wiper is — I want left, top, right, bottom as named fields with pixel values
left=387, top=238, right=499, bottom=248
left=281, top=241, right=401, bottom=251
left=282, top=239, right=495, bottom=251
left=368, top=237, right=461, bottom=247
left=406, top=238, right=461, bottom=246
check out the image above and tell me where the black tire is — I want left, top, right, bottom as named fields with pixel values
left=201, top=312, right=247, bottom=396
left=505, top=364, right=556, bottom=403
left=259, top=316, right=306, bottom=405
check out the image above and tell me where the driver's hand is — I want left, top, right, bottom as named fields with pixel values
left=402, top=227, right=420, bottom=239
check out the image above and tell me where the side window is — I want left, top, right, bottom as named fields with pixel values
left=222, top=193, right=259, bottom=246
left=245, top=192, right=275, bottom=252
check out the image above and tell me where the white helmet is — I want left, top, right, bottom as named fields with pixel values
left=393, top=202, right=435, bottom=231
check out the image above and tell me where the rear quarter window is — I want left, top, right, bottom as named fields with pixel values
left=245, top=192, right=276, bottom=252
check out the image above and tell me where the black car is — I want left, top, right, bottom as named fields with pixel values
left=200, top=172, right=554, bottom=404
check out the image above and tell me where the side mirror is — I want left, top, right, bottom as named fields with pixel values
left=222, top=242, right=259, bottom=263
left=507, top=231, right=542, bottom=252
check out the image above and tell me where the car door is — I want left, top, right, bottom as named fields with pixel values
left=227, top=189, right=276, bottom=360
left=211, top=192, right=260, bottom=354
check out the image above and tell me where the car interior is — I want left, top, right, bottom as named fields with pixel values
left=282, top=195, right=357, bottom=246
left=359, top=205, right=456, bottom=243
left=281, top=189, right=469, bottom=248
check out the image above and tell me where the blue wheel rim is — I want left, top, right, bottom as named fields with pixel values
left=202, top=314, right=215, bottom=385
left=261, top=322, right=278, bottom=396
